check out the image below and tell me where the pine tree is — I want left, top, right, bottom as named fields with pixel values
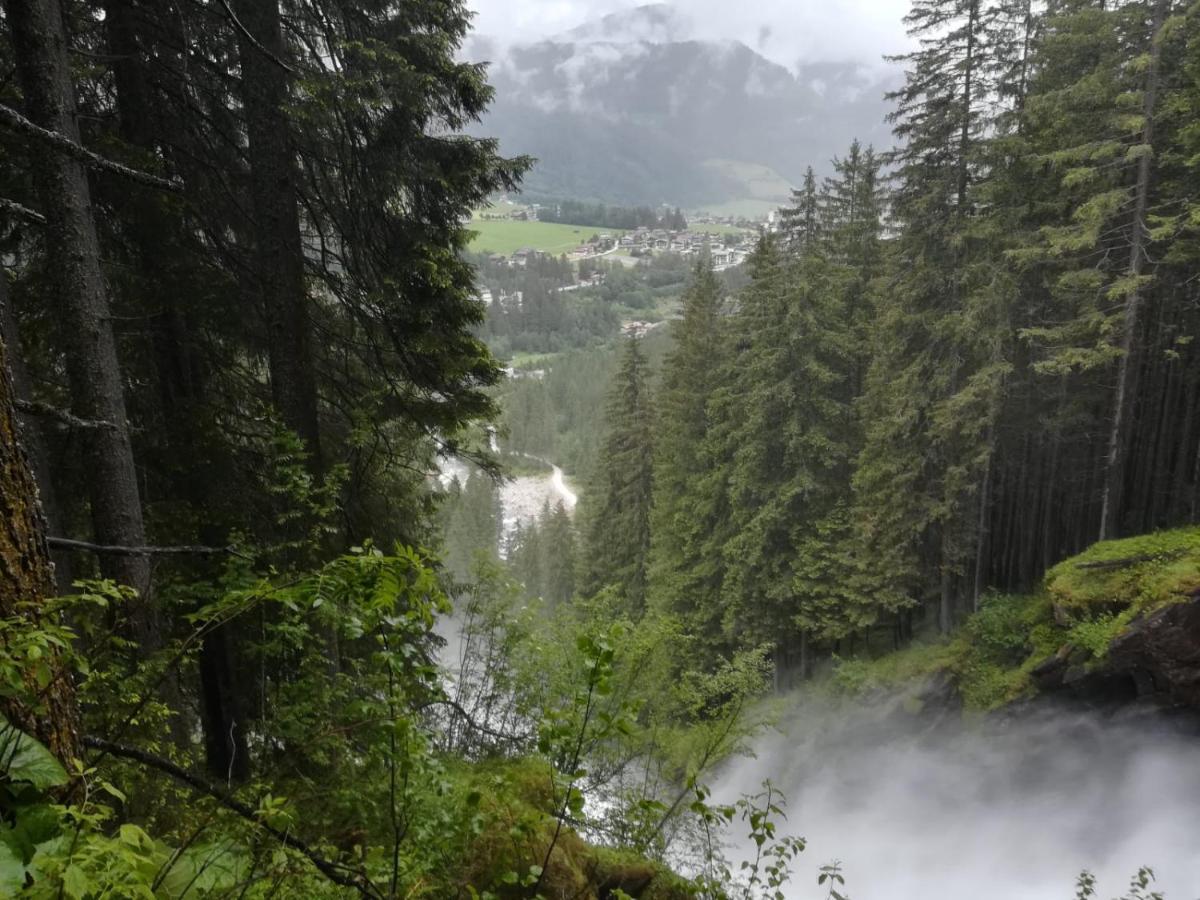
left=780, top=167, right=822, bottom=252
left=443, top=472, right=502, bottom=581
left=580, top=336, right=655, bottom=612
left=540, top=500, right=578, bottom=606
left=1013, top=0, right=1180, bottom=540
left=714, top=238, right=858, bottom=676
left=5, top=0, right=156, bottom=642
left=856, top=0, right=1010, bottom=632
left=648, top=257, right=727, bottom=634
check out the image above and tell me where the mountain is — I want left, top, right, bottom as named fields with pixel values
left=467, top=4, right=899, bottom=209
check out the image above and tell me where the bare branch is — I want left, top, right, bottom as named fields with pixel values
left=0, top=102, right=182, bottom=193
left=219, top=0, right=296, bottom=74
left=417, top=697, right=526, bottom=745
left=1076, top=550, right=1185, bottom=571
left=15, top=399, right=114, bottom=430
left=0, top=197, right=46, bottom=225
left=47, top=537, right=248, bottom=558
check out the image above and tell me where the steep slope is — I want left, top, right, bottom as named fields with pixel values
left=467, top=5, right=898, bottom=206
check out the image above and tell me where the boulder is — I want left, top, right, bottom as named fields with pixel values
left=1105, top=593, right=1200, bottom=708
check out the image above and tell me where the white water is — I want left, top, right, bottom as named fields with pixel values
left=549, top=464, right=577, bottom=508
left=437, top=450, right=577, bottom=547
left=710, top=700, right=1200, bottom=900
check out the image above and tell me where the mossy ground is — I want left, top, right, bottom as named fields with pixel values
left=434, top=758, right=691, bottom=899
left=832, top=527, right=1200, bottom=710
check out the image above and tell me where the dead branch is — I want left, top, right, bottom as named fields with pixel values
left=0, top=102, right=182, bottom=193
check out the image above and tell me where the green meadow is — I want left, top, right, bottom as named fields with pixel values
left=468, top=217, right=624, bottom=255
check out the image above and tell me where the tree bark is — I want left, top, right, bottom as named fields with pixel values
left=1099, top=0, right=1169, bottom=540
left=0, top=324, right=81, bottom=767
left=972, top=427, right=994, bottom=612
left=232, top=0, right=322, bottom=466
left=5, top=0, right=157, bottom=647
left=0, top=272, right=72, bottom=593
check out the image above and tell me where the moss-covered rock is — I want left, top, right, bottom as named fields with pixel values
left=1045, top=526, right=1200, bottom=621
left=831, top=528, right=1200, bottom=714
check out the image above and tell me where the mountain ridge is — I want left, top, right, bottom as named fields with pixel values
left=467, top=4, right=899, bottom=207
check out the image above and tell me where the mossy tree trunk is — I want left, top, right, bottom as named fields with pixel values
left=0, top=326, right=81, bottom=768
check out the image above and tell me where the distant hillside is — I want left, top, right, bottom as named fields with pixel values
left=467, top=4, right=898, bottom=207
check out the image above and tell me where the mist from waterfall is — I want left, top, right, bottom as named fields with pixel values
left=708, top=697, right=1200, bottom=900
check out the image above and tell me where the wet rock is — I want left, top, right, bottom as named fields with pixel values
left=1030, top=596, right=1200, bottom=714
left=1105, top=594, right=1200, bottom=708
left=1030, top=644, right=1072, bottom=691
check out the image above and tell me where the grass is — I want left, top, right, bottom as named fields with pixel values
left=692, top=198, right=783, bottom=220
left=829, top=527, right=1200, bottom=711
left=468, top=217, right=625, bottom=256
left=507, top=351, right=560, bottom=369
left=1045, top=526, right=1200, bottom=618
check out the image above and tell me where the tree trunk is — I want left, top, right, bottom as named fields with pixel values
left=956, top=0, right=980, bottom=209
left=1170, top=373, right=1197, bottom=521
left=199, top=626, right=250, bottom=782
left=0, top=324, right=81, bottom=767
left=105, top=0, right=235, bottom=760
left=1099, top=0, right=1169, bottom=540
left=232, top=0, right=322, bottom=466
left=972, top=428, right=993, bottom=611
left=939, top=528, right=955, bottom=634
left=0, top=272, right=72, bottom=593
left=5, top=0, right=157, bottom=647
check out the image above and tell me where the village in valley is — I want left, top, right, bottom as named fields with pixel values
left=480, top=198, right=763, bottom=256
left=464, top=195, right=779, bottom=362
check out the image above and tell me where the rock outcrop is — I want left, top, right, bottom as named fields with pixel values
left=1030, top=594, right=1200, bottom=713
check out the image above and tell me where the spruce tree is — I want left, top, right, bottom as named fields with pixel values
left=780, top=167, right=822, bottom=252
left=540, top=500, right=578, bottom=606
left=580, top=336, right=655, bottom=612
left=1013, top=0, right=1180, bottom=539
left=648, top=257, right=727, bottom=634
left=856, top=0, right=1009, bottom=632
left=714, top=238, right=858, bottom=676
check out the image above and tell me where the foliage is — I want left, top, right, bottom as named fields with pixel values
left=1076, top=867, right=1165, bottom=900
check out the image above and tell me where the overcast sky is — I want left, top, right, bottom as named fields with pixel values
left=466, top=0, right=913, bottom=71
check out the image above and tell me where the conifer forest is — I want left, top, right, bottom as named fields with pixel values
left=1, top=0, right=1200, bottom=897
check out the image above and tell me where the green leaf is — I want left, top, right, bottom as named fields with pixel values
left=0, top=721, right=69, bottom=790
left=62, top=863, right=88, bottom=900
left=0, top=843, right=26, bottom=895
left=159, top=843, right=246, bottom=897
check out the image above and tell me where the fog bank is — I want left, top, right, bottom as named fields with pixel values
left=711, top=699, right=1200, bottom=899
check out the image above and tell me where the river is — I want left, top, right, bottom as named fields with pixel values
left=438, top=451, right=576, bottom=548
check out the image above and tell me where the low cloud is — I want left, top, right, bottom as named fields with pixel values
left=467, top=0, right=913, bottom=71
